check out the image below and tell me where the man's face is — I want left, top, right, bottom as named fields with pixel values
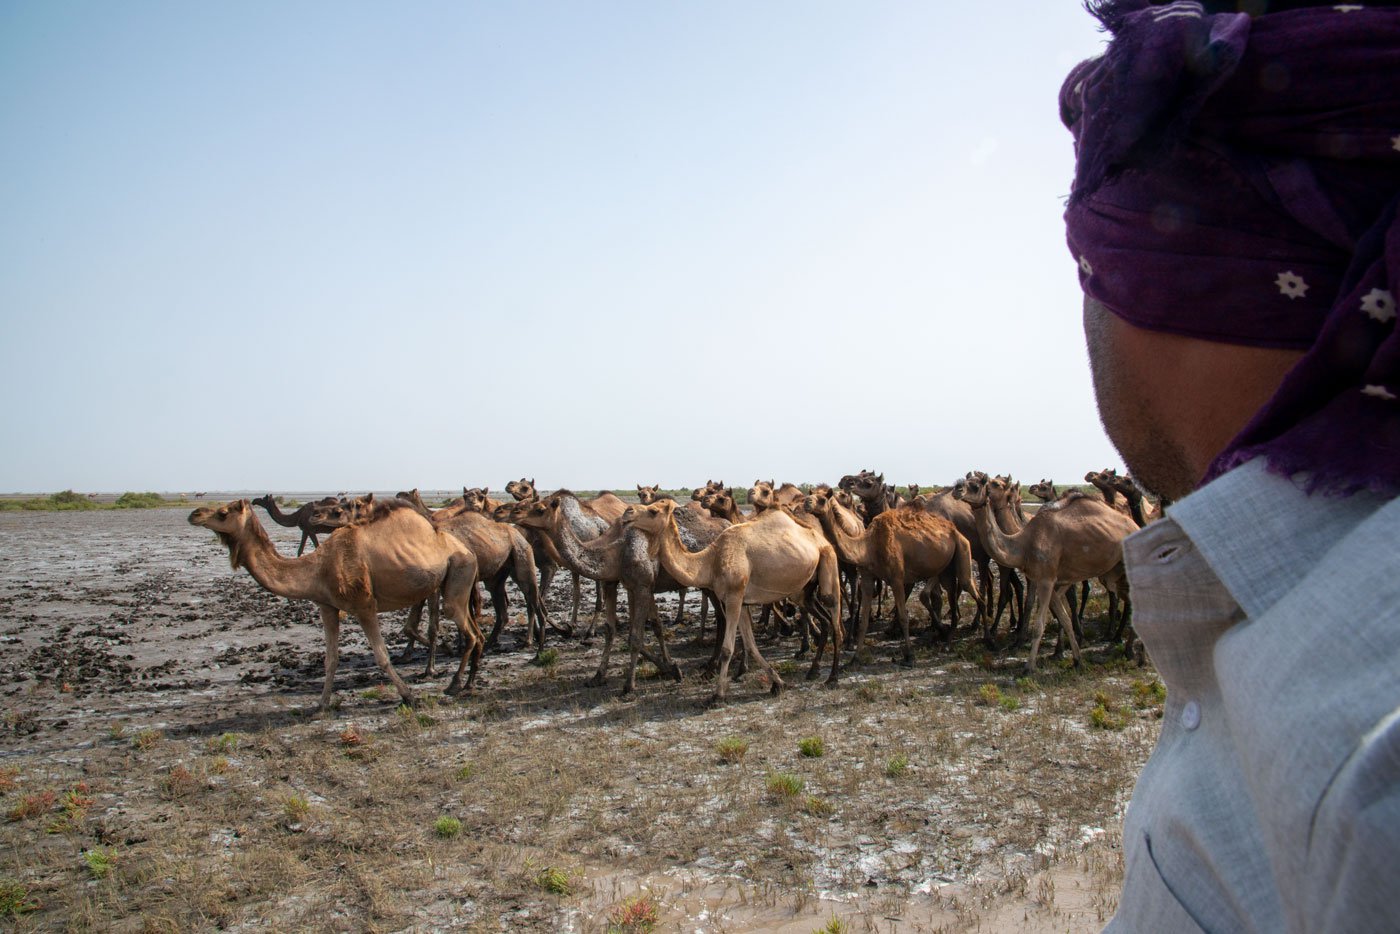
left=1082, top=296, right=1305, bottom=502
left=1083, top=297, right=1198, bottom=501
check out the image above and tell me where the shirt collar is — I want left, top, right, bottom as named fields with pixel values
left=1165, top=458, right=1390, bottom=619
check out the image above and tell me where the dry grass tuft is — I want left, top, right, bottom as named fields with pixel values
left=607, top=892, right=661, bottom=932
left=7, top=789, right=56, bottom=822
left=716, top=737, right=749, bottom=764
left=798, top=736, right=825, bottom=758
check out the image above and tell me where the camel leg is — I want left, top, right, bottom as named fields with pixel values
left=423, top=593, right=441, bottom=678
left=705, top=595, right=745, bottom=707
left=1024, top=579, right=1056, bottom=674
left=737, top=606, right=783, bottom=698
left=570, top=572, right=583, bottom=632
left=804, top=602, right=826, bottom=680
left=699, top=592, right=710, bottom=640
left=673, top=586, right=687, bottom=627
left=890, top=574, right=915, bottom=667
left=584, top=581, right=620, bottom=688
left=357, top=609, right=416, bottom=706
left=399, top=600, right=427, bottom=664
left=444, top=558, right=484, bottom=695
left=846, top=572, right=874, bottom=665
left=622, top=584, right=648, bottom=695
left=318, top=605, right=342, bottom=712
left=1051, top=587, right=1082, bottom=668
left=644, top=589, right=682, bottom=681
left=486, top=576, right=511, bottom=656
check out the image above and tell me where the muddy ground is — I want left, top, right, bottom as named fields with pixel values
left=0, top=506, right=1161, bottom=932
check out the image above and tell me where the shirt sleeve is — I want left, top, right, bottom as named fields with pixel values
left=1305, top=705, right=1400, bottom=933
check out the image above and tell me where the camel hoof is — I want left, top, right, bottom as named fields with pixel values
left=702, top=692, right=727, bottom=709
left=896, top=654, right=914, bottom=669
left=619, top=684, right=635, bottom=698
left=823, top=675, right=840, bottom=688
left=584, top=673, right=606, bottom=688
left=805, top=667, right=821, bottom=682
left=793, top=649, right=809, bottom=661
left=769, top=680, right=785, bottom=697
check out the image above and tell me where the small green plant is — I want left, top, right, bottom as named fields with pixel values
left=716, top=737, right=748, bottom=764
left=884, top=754, right=910, bottom=778
left=433, top=815, right=462, bottom=839
left=359, top=686, right=387, bottom=701
left=1090, top=704, right=1126, bottom=731
left=816, top=914, right=850, bottom=934
left=454, top=764, right=473, bottom=781
left=532, top=648, right=560, bottom=668
left=114, top=491, right=165, bottom=509
left=1092, top=690, right=1113, bottom=708
left=46, top=787, right=95, bottom=833
left=536, top=865, right=571, bottom=895
left=210, top=756, right=231, bottom=774
left=775, top=659, right=799, bottom=677
left=1015, top=676, right=1037, bottom=692
left=803, top=794, right=834, bottom=817
left=107, top=723, right=125, bottom=741
left=978, top=683, right=1002, bottom=706
left=1131, top=680, right=1167, bottom=708
left=765, top=772, right=804, bottom=799
left=131, top=728, right=160, bottom=751
left=82, top=847, right=117, bottom=879
left=207, top=732, right=240, bottom=753
left=607, top=892, right=661, bottom=932
left=998, top=694, right=1021, bottom=712
left=283, top=794, right=311, bottom=824
left=0, top=878, right=38, bottom=917
left=798, top=737, right=825, bottom=758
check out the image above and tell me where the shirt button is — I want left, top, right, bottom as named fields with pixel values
left=1181, top=701, right=1201, bottom=731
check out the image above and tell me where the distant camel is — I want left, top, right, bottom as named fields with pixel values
left=252, top=495, right=341, bottom=556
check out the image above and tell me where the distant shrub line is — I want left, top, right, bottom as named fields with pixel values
left=0, top=490, right=179, bottom=512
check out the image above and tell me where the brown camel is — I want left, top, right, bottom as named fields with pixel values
left=1101, top=469, right=1161, bottom=527
left=636, top=485, right=676, bottom=505
left=700, top=488, right=751, bottom=524
left=505, top=478, right=538, bottom=502
left=396, top=488, right=468, bottom=522
left=806, top=491, right=983, bottom=664
left=952, top=474, right=1136, bottom=673
left=1084, top=469, right=1135, bottom=519
left=189, top=499, right=483, bottom=708
left=916, top=486, right=1025, bottom=637
left=748, top=480, right=806, bottom=514
left=623, top=500, right=842, bottom=706
left=252, top=494, right=342, bottom=556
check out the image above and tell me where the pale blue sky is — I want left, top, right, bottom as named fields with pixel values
left=0, top=2, right=1114, bottom=493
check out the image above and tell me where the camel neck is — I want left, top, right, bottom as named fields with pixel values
left=233, top=515, right=324, bottom=602
left=820, top=509, right=872, bottom=568
left=548, top=513, right=618, bottom=581
left=970, top=500, right=1024, bottom=571
left=262, top=499, right=309, bottom=527
left=653, top=514, right=707, bottom=590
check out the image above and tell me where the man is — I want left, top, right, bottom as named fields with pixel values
left=1061, top=0, right=1399, bottom=930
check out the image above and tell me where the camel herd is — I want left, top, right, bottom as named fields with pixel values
left=187, top=469, right=1158, bottom=711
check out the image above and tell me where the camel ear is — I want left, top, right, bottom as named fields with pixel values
left=365, top=493, right=374, bottom=503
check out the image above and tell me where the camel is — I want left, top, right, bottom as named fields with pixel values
left=748, top=480, right=806, bottom=514
left=518, top=496, right=729, bottom=693
left=252, top=495, right=343, bottom=556
left=462, top=487, right=507, bottom=516
left=505, top=478, right=539, bottom=502
left=952, top=474, right=1136, bottom=673
left=916, top=486, right=1025, bottom=637
left=1084, top=469, right=1135, bottom=520
left=622, top=500, right=842, bottom=705
left=1101, top=469, right=1161, bottom=528
left=636, top=485, right=676, bottom=505
left=691, top=480, right=726, bottom=502
left=188, top=499, right=483, bottom=708
left=806, top=491, right=983, bottom=665
left=414, top=510, right=549, bottom=665
left=700, top=489, right=749, bottom=524
left=845, top=472, right=895, bottom=525
left=396, top=488, right=468, bottom=522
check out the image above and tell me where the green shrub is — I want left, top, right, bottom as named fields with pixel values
left=798, top=737, right=825, bottom=758
left=765, top=772, right=804, bottom=798
left=884, top=754, right=910, bottom=778
left=607, top=893, right=660, bottom=932
left=0, top=878, right=38, bottom=916
left=532, top=648, right=560, bottom=668
left=115, top=492, right=165, bottom=509
left=716, top=737, right=748, bottom=764
left=83, top=847, right=116, bottom=879
left=433, top=816, right=462, bottom=839
left=536, top=865, right=571, bottom=895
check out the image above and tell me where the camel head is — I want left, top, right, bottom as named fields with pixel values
left=189, top=499, right=258, bottom=568
left=505, top=478, right=537, bottom=502
left=849, top=472, right=885, bottom=502
left=514, top=498, right=559, bottom=531
left=907, top=483, right=920, bottom=499
left=461, top=488, right=492, bottom=513
left=952, top=474, right=989, bottom=508
left=637, top=484, right=662, bottom=505
left=803, top=490, right=833, bottom=517
left=1028, top=479, right=1057, bottom=502
left=621, top=499, right=677, bottom=537
left=250, top=494, right=275, bottom=511
left=749, top=479, right=777, bottom=510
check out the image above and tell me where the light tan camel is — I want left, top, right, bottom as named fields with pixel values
left=505, top=478, right=539, bottom=502
left=748, top=480, right=806, bottom=514
left=188, top=499, right=482, bottom=708
left=953, top=474, right=1135, bottom=673
left=635, top=485, right=676, bottom=505
left=622, top=500, right=842, bottom=705
left=1084, top=469, right=1135, bottom=519
left=806, top=491, right=983, bottom=664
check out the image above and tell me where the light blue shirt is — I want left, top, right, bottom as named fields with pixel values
left=1109, top=459, right=1400, bottom=933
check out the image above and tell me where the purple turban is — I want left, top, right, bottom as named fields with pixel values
left=1061, top=0, right=1400, bottom=495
